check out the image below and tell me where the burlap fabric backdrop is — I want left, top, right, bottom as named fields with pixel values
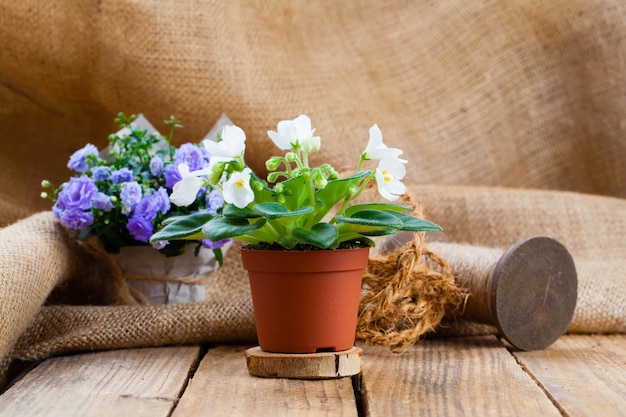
left=1, top=0, right=625, bottom=386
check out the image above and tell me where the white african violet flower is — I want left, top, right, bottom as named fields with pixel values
left=223, top=167, right=254, bottom=209
left=203, top=125, right=247, bottom=168
left=375, top=157, right=407, bottom=201
left=362, top=124, right=403, bottom=160
left=170, top=163, right=211, bottom=207
left=268, top=114, right=320, bottom=151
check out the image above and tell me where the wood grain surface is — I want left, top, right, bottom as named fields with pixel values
left=0, top=346, right=201, bottom=417
left=1, top=336, right=625, bottom=416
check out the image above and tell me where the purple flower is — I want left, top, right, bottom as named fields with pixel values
left=111, top=167, right=134, bottom=184
left=91, top=166, right=112, bottom=181
left=93, top=192, right=114, bottom=211
left=201, top=238, right=230, bottom=249
left=126, top=214, right=153, bottom=242
left=67, top=144, right=99, bottom=173
left=150, top=155, right=164, bottom=177
left=175, top=143, right=206, bottom=171
left=133, top=192, right=161, bottom=222
left=120, top=181, right=142, bottom=215
left=58, top=209, right=94, bottom=230
left=55, top=176, right=98, bottom=211
left=152, top=240, right=169, bottom=250
left=154, top=187, right=171, bottom=214
left=164, top=165, right=182, bottom=189
left=205, top=189, right=224, bottom=215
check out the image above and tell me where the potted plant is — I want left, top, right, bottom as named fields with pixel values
left=41, top=113, right=230, bottom=304
left=151, top=114, right=442, bottom=353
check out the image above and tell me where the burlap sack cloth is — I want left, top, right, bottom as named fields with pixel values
left=1, top=0, right=625, bottom=386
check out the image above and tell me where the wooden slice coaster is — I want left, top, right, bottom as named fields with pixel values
left=245, top=346, right=362, bottom=379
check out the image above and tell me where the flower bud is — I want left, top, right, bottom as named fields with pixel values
left=265, top=157, right=282, bottom=171
left=41, top=179, right=51, bottom=188
left=313, top=173, right=328, bottom=189
left=274, top=183, right=284, bottom=193
left=40, top=191, right=48, bottom=199
left=285, top=152, right=297, bottom=162
left=267, top=172, right=281, bottom=183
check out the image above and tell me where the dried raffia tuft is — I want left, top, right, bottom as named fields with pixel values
left=357, top=233, right=467, bottom=352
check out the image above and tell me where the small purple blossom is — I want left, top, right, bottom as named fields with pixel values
left=58, top=209, right=94, bottom=230
left=91, top=166, right=112, bottom=181
left=175, top=143, right=206, bottom=171
left=154, top=187, right=171, bottom=214
left=164, top=165, right=182, bottom=189
left=120, top=181, right=142, bottom=215
left=111, top=167, right=134, bottom=184
left=93, top=192, right=114, bottom=211
left=151, top=240, right=169, bottom=250
left=55, top=176, right=98, bottom=211
left=150, top=155, right=164, bottom=177
left=205, top=189, right=224, bottom=215
left=126, top=214, right=153, bottom=242
left=201, top=238, right=230, bottom=249
left=67, top=144, right=99, bottom=173
left=133, top=192, right=161, bottom=222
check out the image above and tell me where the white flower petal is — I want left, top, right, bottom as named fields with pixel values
left=203, top=124, right=246, bottom=168
left=293, top=114, right=313, bottom=138
left=268, top=129, right=292, bottom=150
left=268, top=114, right=318, bottom=151
left=223, top=168, right=254, bottom=208
left=170, top=176, right=205, bottom=207
left=375, top=158, right=407, bottom=201
left=363, top=124, right=403, bottom=160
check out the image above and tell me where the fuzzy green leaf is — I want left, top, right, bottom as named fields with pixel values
left=277, top=175, right=310, bottom=210
left=385, top=211, right=443, bottom=232
left=292, top=223, right=339, bottom=248
left=223, top=204, right=260, bottom=218
left=150, top=212, right=215, bottom=242
left=335, top=209, right=403, bottom=229
left=344, top=202, right=411, bottom=216
left=253, top=202, right=314, bottom=219
left=315, top=171, right=370, bottom=208
left=202, top=217, right=266, bottom=241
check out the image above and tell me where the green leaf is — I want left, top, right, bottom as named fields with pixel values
left=335, top=209, right=403, bottom=229
left=277, top=175, right=310, bottom=210
left=150, top=212, right=215, bottom=242
left=223, top=204, right=260, bottom=218
left=356, top=227, right=398, bottom=236
left=344, top=202, right=411, bottom=217
left=253, top=202, right=314, bottom=219
left=336, top=222, right=398, bottom=238
left=277, top=235, right=298, bottom=249
left=314, top=171, right=370, bottom=209
left=385, top=211, right=443, bottom=232
left=292, top=222, right=339, bottom=248
left=202, top=217, right=266, bottom=241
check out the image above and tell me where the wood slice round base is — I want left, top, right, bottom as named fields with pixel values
left=245, top=346, right=362, bottom=379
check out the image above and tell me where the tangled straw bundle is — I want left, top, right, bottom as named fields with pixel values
left=356, top=192, right=467, bottom=352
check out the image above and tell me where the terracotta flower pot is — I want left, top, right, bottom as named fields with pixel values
left=241, top=247, right=370, bottom=353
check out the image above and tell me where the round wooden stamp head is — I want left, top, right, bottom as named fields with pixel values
left=490, top=236, right=578, bottom=351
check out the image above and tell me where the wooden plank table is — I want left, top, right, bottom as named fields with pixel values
left=0, top=334, right=624, bottom=416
